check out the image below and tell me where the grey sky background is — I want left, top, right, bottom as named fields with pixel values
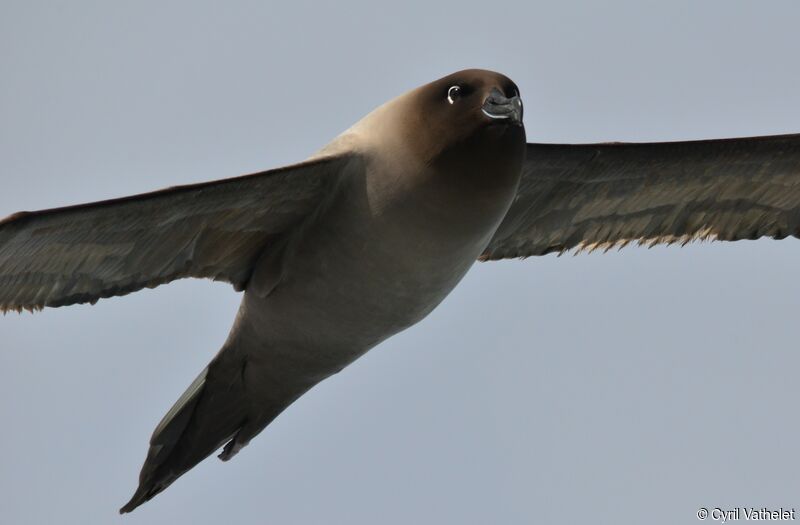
left=2, top=1, right=800, bottom=524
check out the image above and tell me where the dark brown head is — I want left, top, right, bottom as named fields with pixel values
left=342, top=69, right=526, bottom=171
left=323, top=69, right=527, bottom=219
left=413, top=70, right=522, bottom=135
left=335, top=69, right=526, bottom=229
left=396, top=69, right=526, bottom=169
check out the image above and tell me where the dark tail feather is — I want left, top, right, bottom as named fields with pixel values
left=119, top=477, right=166, bottom=514
left=119, top=346, right=319, bottom=513
left=119, top=361, right=247, bottom=514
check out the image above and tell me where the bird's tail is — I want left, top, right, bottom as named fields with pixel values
left=119, top=340, right=323, bottom=514
left=119, top=355, right=250, bottom=514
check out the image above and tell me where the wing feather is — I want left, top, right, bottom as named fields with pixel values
left=482, top=134, right=800, bottom=260
left=0, top=154, right=349, bottom=312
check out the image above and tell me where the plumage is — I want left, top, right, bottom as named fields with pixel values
left=0, top=69, right=798, bottom=514
left=0, top=155, right=347, bottom=312
left=484, top=135, right=800, bottom=259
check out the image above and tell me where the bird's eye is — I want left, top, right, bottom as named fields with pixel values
left=447, top=85, right=462, bottom=104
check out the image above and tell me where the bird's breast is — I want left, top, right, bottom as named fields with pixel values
left=243, top=151, right=521, bottom=356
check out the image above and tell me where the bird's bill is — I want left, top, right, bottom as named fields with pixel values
left=481, top=87, right=523, bottom=126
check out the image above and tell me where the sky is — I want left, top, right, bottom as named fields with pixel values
left=2, top=1, right=800, bottom=524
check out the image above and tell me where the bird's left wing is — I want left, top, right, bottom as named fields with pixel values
left=482, top=134, right=800, bottom=260
left=0, top=154, right=350, bottom=312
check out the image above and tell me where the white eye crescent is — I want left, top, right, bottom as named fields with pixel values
left=447, top=85, right=461, bottom=104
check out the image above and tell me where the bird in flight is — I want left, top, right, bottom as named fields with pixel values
left=1, top=69, right=798, bottom=513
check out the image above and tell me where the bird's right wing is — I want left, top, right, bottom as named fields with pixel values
left=0, top=154, right=351, bottom=312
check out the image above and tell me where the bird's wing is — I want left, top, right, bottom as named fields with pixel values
left=482, top=134, right=800, bottom=260
left=0, top=154, right=350, bottom=312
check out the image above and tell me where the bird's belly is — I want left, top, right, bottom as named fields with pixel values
left=237, top=211, right=496, bottom=384
left=250, top=226, right=483, bottom=353
left=235, top=159, right=520, bottom=382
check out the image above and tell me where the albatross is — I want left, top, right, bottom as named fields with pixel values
left=0, top=69, right=798, bottom=513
